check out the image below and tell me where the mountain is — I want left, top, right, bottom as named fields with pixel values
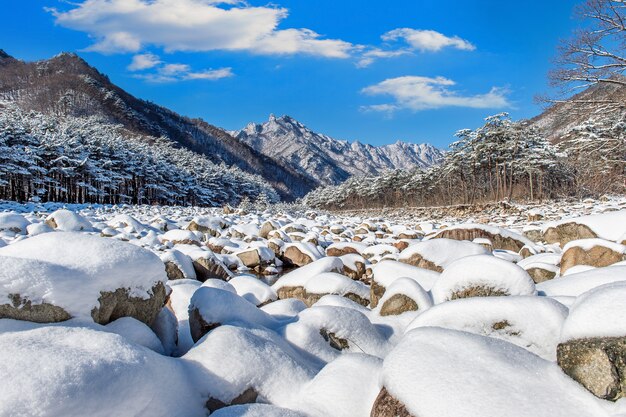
left=0, top=51, right=316, bottom=200
left=530, top=79, right=626, bottom=142
left=231, top=114, right=444, bottom=185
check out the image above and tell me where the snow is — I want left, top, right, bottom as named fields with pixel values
left=381, top=327, right=609, bottom=417
left=431, top=255, right=536, bottom=304
left=537, top=265, right=626, bottom=297
left=189, top=287, right=280, bottom=330
left=167, top=279, right=202, bottom=355
left=303, top=272, right=370, bottom=300
left=0, top=213, right=29, bottom=232
left=183, top=325, right=315, bottom=407
left=272, top=257, right=343, bottom=291
left=0, top=325, right=206, bottom=417
left=398, top=238, right=489, bottom=269
left=211, top=404, right=307, bottom=417
left=229, top=275, right=278, bottom=306
left=45, top=209, right=93, bottom=231
left=0, top=233, right=167, bottom=319
left=371, top=260, right=440, bottom=291
left=105, top=317, right=165, bottom=354
left=561, top=281, right=626, bottom=342
left=295, top=353, right=382, bottom=417
left=279, top=305, right=389, bottom=364
left=161, top=229, right=200, bottom=244
left=405, top=296, right=568, bottom=360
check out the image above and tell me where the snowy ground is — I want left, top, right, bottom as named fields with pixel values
left=1, top=197, right=626, bottom=416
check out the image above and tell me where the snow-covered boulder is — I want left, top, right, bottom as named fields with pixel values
left=229, top=275, right=277, bottom=307
left=0, top=213, right=29, bottom=233
left=406, top=296, right=568, bottom=360
left=431, top=223, right=534, bottom=251
left=160, top=229, right=201, bottom=246
left=543, top=210, right=626, bottom=247
left=299, top=272, right=370, bottom=307
left=339, top=253, right=368, bottom=281
left=560, top=238, right=626, bottom=275
left=537, top=265, right=626, bottom=297
left=370, top=260, right=439, bottom=307
left=160, top=249, right=196, bottom=280
left=0, top=325, right=205, bottom=416
left=211, top=404, right=307, bottom=417
left=517, top=252, right=561, bottom=283
left=186, top=216, right=226, bottom=236
left=371, top=327, right=609, bottom=417
left=188, top=287, right=279, bottom=342
left=558, top=282, right=626, bottom=400
left=430, top=255, right=535, bottom=303
left=0, top=233, right=168, bottom=325
left=183, top=325, right=314, bottom=412
left=189, top=250, right=232, bottom=281
left=398, top=238, right=489, bottom=272
left=376, top=278, right=432, bottom=317
left=280, top=305, right=389, bottom=365
left=45, top=209, right=92, bottom=232
left=295, top=353, right=382, bottom=417
left=273, top=257, right=343, bottom=300
left=326, top=242, right=368, bottom=257
left=282, top=242, right=324, bottom=266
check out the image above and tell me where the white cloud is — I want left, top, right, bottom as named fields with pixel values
left=382, top=29, right=475, bottom=52
left=357, top=48, right=412, bottom=68
left=127, top=53, right=161, bottom=71
left=47, top=0, right=355, bottom=58
left=361, top=76, right=510, bottom=112
left=159, top=63, right=191, bottom=75
left=183, top=67, right=234, bottom=80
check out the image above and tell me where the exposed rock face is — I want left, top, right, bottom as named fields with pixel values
left=91, top=282, right=167, bottom=326
left=192, top=256, right=231, bottom=281
left=236, top=249, right=262, bottom=268
left=523, top=229, right=544, bottom=243
left=1, top=283, right=167, bottom=326
left=434, top=228, right=526, bottom=251
left=259, top=221, right=277, bottom=239
left=283, top=246, right=314, bottom=266
left=449, top=285, right=509, bottom=301
left=544, top=223, right=598, bottom=247
left=319, top=328, right=349, bottom=351
left=276, top=286, right=369, bottom=308
left=370, top=281, right=386, bottom=308
left=558, top=337, right=626, bottom=401
left=0, top=294, right=71, bottom=323
left=164, top=262, right=186, bottom=280
left=343, top=261, right=367, bottom=282
left=327, top=246, right=360, bottom=257
left=560, top=244, right=625, bottom=275
left=379, top=294, right=419, bottom=316
left=526, top=267, right=557, bottom=283
left=370, top=387, right=413, bottom=417
left=206, top=388, right=258, bottom=413
left=186, top=221, right=220, bottom=237
left=399, top=253, right=443, bottom=273
left=189, top=307, right=221, bottom=343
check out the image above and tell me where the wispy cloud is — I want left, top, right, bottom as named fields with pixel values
left=361, top=76, right=510, bottom=112
left=382, top=29, right=475, bottom=52
left=128, top=53, right=233, bottom=83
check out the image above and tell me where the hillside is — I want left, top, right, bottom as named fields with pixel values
left=0, top=51, right=316, bottom=200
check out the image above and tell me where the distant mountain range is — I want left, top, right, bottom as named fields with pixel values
left=231, top=114, right=444, bottom=185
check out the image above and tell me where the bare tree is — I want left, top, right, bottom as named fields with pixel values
left=550, top=0, right=626, bottom=100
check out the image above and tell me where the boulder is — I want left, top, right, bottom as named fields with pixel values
left=558, top=337, right=626, bottom=401
left=191, top=253, right=232, bottom=281
left=371, top=387, right=412, bottom=417
left=560, top=239, right=626, bottom=275
left=282, top=243, right=322, bottom=267
left=432, top=224, right=532, bottom=252
left=379, top=294, right=418, bottom=316
left=543, top=222, right=598, bottom=247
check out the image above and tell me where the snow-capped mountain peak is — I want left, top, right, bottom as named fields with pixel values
left=231, top=115, right=444, bottom=186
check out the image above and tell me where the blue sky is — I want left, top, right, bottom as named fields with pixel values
left=1, top=0, right=580, bottom=148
